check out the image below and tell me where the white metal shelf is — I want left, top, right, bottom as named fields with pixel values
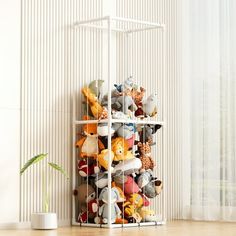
left=72, top=15, right=166, bottom=229
left=74, top=118, right=164, bottom=126
left=74, top=15, right=165, bottom=34
left=72, top=220, right=166, bottom=228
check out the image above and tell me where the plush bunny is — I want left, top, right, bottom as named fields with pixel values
left=98, top=187, right=122, bottom=224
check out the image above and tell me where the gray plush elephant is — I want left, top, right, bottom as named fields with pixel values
left=98, top=187, right=122, bottom=224
left=111, top=95, right=138, bottom=114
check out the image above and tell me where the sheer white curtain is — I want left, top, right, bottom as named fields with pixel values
left=182, top=0, right=236, bottom=221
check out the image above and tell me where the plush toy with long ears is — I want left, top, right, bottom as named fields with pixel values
left=98, top=187, right=122, bottom=224
left=76, top=116, right=105, bottom=159
left=82, top=87, right=107, bottom=119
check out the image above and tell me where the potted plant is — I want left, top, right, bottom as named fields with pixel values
left=20, top=153, right=69, bottom=229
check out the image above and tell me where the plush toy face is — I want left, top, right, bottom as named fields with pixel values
left=112, top=137, right=129, bottom=161
left=75, top=184, right=96, bottom=204
left=131, top=87, right=145, bottom=104
left=82, top=116, right=98, bottom=137
left=99, top=187, right=120, bottom=204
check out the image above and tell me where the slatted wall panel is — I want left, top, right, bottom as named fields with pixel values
left=116, top=0, right=182, bottom=220
left=21, top=0, right=182, bottom=223
left=21, top=0, right=103, bottom=224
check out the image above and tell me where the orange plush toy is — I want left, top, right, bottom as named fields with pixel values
left=82, top=87, right=107, bottom=119
left=76, top=116, right=105, bottom=159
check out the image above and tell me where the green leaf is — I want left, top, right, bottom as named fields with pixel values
left=20, top=153, right=48, bottom=175
left=48, top=162, right=69, bottom=179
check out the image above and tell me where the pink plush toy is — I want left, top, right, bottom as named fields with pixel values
left=124, top=176, right=140, bottom=195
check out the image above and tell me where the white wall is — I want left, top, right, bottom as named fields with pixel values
left=0, top=0, right=20, bottom=224
left=0, top=0, right=183, bottom=227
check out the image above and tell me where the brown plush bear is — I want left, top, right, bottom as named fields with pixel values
left=137, top=141, right=155, bottom=173
left=73, top=184, right=98, bottom=223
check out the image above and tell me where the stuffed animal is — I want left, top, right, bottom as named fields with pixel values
left=130, top=87, right=145, bottom=117
left=137, top=141, right=155, bottom=173
left=77, top=159, right=100, bottom=177
left=113, top=158, right=142, bottom=176
left=137, top=170, right=153, bottom=188
left=137, top=171, right=163, bottom=198
left=74, top=184, right=98, bottom=223
left=88, top=79, right=104, bottom=101
left=82, top=87, right=107, bottom=119
left=111, top=137, right=134, bottom=161
left=112, top=123, right=136, bottom=148
left=97, top=149, right=114, bottom=171
left=139, top=207, right=161, bottom=222
left=111, top=95, right=138, bottom=115
left=76, top=116, right=105, bottom=159
left=142, top=94, right=158, bottom=117
left=123, top=201, right=142, bottom=223
left=95, top=172, right=108, bottom=189
left=128, top=193, right=143, bottom=209
left=112, top=182, right=126, bottom=202
left=114, top=76, right=135, bottom=93
left=97, top=123, right=115, bottom=137
left=112, top=110, right=130, bottom=120
left=98, top=187, right=122, bottom=224
left=123, top=176, right=140, bottom=195
left=138, top=124, right=162, bottom=144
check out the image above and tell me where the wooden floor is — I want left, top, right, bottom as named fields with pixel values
left=1, top=220, right=236, bottom=236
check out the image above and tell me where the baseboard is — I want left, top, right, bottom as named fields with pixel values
left=0, top=220, right=71, bottom=229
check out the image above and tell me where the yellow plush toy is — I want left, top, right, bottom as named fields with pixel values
left=128, top=193, right=143, bottom=209
left=97, top=149, right=114, bottom=171
left=82, top=87, right=107, bottom=119
left=112, top=137, right=134, bottom=161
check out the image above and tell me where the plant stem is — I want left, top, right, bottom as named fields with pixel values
left=42, top=168, right=49, bottom=213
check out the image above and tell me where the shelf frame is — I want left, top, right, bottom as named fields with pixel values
left=72, top=15, right=166, bottom=229
left=74, top=15, right=165, bottom=34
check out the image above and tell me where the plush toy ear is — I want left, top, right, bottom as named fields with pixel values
left=152, top=124, right=162, bottom=134
left=137, top=142, right=142, bottom=148
left=83, top=115, right=90, bottom=121
left=99, top=187, right=108, bottom=200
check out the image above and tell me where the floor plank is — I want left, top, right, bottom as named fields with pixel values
left=0, top=221, right=236, bottom=236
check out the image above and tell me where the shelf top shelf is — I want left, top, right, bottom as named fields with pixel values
left=74, top=16, right=165, bottom=34
left=74, top=118, right=164, bottom=126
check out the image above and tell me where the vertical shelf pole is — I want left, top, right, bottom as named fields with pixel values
left=107, top=16, right=112, bottom=228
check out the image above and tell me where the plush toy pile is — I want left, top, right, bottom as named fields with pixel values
left=74, top=77, right=163, bottom=224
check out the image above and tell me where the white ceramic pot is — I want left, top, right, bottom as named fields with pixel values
left=31, top=212, right=57, bottom=229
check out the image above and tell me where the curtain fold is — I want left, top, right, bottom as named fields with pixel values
left=183, top=0, right=236, bottom=221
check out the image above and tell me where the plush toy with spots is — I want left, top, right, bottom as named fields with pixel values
left=137, top=141, right=155, bottom=173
